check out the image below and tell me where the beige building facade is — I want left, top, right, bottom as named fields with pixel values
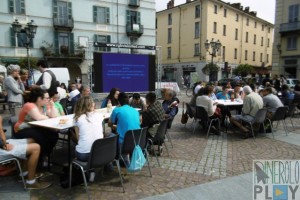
left=156, top=0, right=274, bottom=85
left=272, top=0, right=300, bottom=79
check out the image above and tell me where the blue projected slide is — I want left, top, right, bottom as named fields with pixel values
left=93, top=52, right=155, bottom=93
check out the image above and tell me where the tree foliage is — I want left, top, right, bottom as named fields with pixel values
left=18, top=57, right=38, bottom=70
left=202, top=63, right=219, bottom=75
left=232, top=64, right=253, bottom=77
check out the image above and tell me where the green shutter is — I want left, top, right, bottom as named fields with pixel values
left=93, top=6, right=97, bottom=23
left=54, top=31, right=59, bottom=55
left=68, top=2, right=72, bottom=19
left=136, top=12, right=141, bottom=24
left=107, top=35, right=111, bottom=52
left=9, top=0, right=14, bottom=13
left=10, top=27, right=16, bottom=47
left=126, top=10, right=131, bottom=24
left=20, top=0, right=25, bottom=14
left=69, top=33, right=74, bottom=54
left=106, top=8, right=110, bottom=24
left=53, top=0, right=58, bottom=18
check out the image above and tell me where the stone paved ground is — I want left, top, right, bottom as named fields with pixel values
left=2, top=91, right=300, bottom=200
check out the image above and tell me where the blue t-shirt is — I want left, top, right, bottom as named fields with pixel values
left=216, top=92, right=230, bottom=100
left=110, top=105, right=140, bottom=144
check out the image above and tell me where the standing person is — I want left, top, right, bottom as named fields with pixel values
left=0, top=116, right=52, bottom=189
left=73, top=96, right=104, bottom=162
left=229, top=86, right=263, bottom=139
left=20, top=69, right=30, bottom=90
left=141, top=92, right=165, bottom=138
left=14, top=88, right=59, bottom=158
left=55, top=81, right=67, bottom=101
left=4, top=64, right=25, bottom=115
left=31, top=60, right=57, bottom=97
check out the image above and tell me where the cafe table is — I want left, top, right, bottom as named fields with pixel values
left=28, top=107, right=114, bottom=168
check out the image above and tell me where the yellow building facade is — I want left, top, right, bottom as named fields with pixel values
left=272, top=0, right=300, bottom=79
left=156, top=0, right=274, bottom=85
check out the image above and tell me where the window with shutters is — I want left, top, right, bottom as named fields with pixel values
left=213, top=22, right=217, bottom=33
left=168, top=13, right=172, bottom=25
left=214, top=5, right=217, bottom=14
left=195, top=5, right=200, bottom=18
left=168, top=28, right=172, bottom=43
left=287, top=36, right=297, bottom=50
left=234, top=48, right=237, bottom=59
left=10, top=28, right=33, bottom=48
left=288, top=4, right=299, bottom=23
left=9, top=0, right=25, bottom=14
left=194, top=43, right=200, bottom=56
left=245, top=50, right=248, bottom=61
left=167, top=47, right=171, bottom=58
left=254, top=34, right=256, bottom=44
left=54, top=32, right=74, bottom=55
left=223, top=25, right=226, bottom=36
left=195, top=22, right=200, bottom=38
left=235, top=28, right=238, bottom=40
left=245, top=32, right=248, bottom=43
left=93, top=6, right=110, bottom=24
left=94, top=35, right=111, bottom=52
left=253, top=51, right=256, bottom=61
left=260, top=53, right=263, bottom=62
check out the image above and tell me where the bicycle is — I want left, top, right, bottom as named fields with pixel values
left=186, top=84, right=194, bottom=97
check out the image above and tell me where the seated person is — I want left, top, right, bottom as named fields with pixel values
left=216, top=85, right=230, bottom=100
left=0, top=116, right=51, bottom=189
left=196, top=86, right=220, bottom=134
left=73, top=96, right=104, bottom=162
left=50, top=92, right=65, bottom=116
left=162, top=89, right=179, bottom=120
left=141, top=92, right=165, bottom=138
left=262, top=87, right=284, bottom=120
left=189, top=88, right=204, bottom=116
left=69, top=85, right=91, bottom=113
left=281, top=84, right=294, bottom=101
left=129, top=93, right=147, bottom=111
left=14, top=88, right=59, bottom=158
left=231, top=84, right=244, bottom=100
left=108, top=92, right=140, bottom=165
left=102, top=88, right=120, bottom=108
left=229, top=86, right=263, bottom=139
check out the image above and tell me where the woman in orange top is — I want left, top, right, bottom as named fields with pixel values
left=14, top=88, right=59, bottom=157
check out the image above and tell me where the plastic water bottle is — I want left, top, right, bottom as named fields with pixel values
left=107, top=99, right=112, bottom=113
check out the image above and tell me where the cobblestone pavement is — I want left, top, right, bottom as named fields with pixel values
left=2, top=91, right=300, bottom=200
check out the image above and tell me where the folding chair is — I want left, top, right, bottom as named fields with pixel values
left=148, top=119, right=169, bottom=166
left=121, top=128, right=152, bottom=177
left=270, top=106, right=289, bottom=136
left=69, top=134, right=124, bottom=199
left=195, top=106, right=220, bottom=138
left=240, top=108, right=271, bottom=139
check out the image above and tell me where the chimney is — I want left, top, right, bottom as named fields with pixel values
left=186, top=0, right=191, bottom=3
left=167, top=0, right=175, bottom=9
left=244, top=6, right=250, bottom=13
left=249, top=11, right=257, bottom=17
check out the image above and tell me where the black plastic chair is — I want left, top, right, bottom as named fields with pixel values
left=69, top=134, right=124, bottom=198
left=59, top=98, right=68, bottom=109
left=240, top=108, right=270, bottom=139
left=284, top=103, right=296, bottom=131
left=148, top=119, right=169, bottom=166
left=120, top=128, right=152, bottom=177
left=195, top=106, right=220, bottom=138
left=165, top=117, right=174, bottom=148
left=185, top=103, right=196, bottom=127
left=270, top=106, right=289, bottom=136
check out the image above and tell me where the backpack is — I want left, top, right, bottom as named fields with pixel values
left=127, top=130, right=146, bottom=172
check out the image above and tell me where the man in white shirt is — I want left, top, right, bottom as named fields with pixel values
left=194, top=81, right=202, bottom=95
left=31, top=60, right=57, bottom=96
left=55, top=81, right=67, bottom=101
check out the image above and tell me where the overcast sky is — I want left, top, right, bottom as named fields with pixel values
left=156, top=0, right=276, bottom=24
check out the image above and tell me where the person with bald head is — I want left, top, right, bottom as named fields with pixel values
left=229, top=85, right=263, bottom=139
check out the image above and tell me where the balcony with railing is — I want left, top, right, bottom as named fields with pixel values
left=279, top=21, right=300, bottom=33
left=126, top=23, right=144, bottom=37
left=53, top=17, right=74, bottom=31
left=128, top=0, right=140, bottom=7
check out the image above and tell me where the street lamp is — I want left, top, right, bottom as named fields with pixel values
left=11, top=19, right=38, bottom=82
left=205, top=38, right=222, bottom=81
